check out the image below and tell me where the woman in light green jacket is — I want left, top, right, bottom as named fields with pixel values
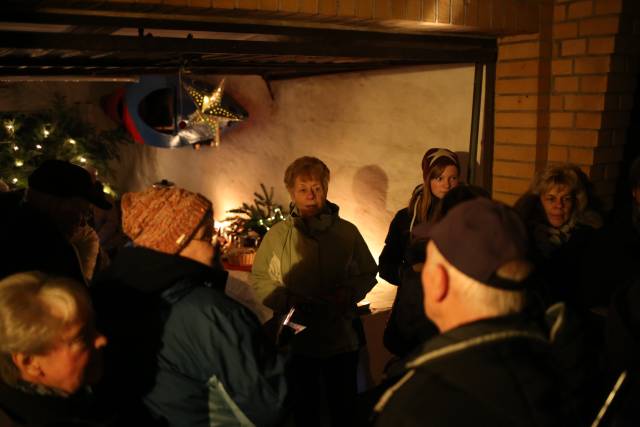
left=250, top=156, right=378, bottom=427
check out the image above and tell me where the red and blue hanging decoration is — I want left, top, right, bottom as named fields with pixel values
left=101, top=74, right=247, bottom=149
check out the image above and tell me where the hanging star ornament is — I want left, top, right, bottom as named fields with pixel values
left=181, top=78, right=246, bottom=147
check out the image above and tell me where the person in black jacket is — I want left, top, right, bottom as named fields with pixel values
left=92, top=185, right=288, bottom=427
left=515, top=164, right=602, bottom=309
left=382, top=185, right=490, bottom=358
left=0, top=160, right=112, bottom=285
left=378, top=148, right=459, bottom=286
left=374, top=198, right=569, bottom=427
left=580, top=157, right=640, bottom=310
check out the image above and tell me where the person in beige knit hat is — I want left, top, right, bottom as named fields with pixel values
left=92, top=185, right=288, bottom=427
left=120, top=186, right=217, bottom=266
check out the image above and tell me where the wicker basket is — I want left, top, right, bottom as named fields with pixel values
left=225, top=248, right=256, bottom=266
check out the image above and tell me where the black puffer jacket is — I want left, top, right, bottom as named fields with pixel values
left=383, top=259, right=438, bottom=358
left=515, top=193, right=600, bottom=308
left=379, top=185, right=440, bottom=285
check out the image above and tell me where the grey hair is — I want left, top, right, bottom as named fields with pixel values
left=0, top=272, right=91, bottom=386
left=455, top=275, right=526, bottom=316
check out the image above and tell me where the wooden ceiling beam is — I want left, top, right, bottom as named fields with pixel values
left=1, top=7, right=496, bottom=47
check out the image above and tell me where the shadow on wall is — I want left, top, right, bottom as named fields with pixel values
left=115, top=143, right=159, bottom=192
left=352, top=165, right=389, bottom=215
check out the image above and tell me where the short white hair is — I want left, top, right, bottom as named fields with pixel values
left=453, top=271, right=526, bottom=316
left=0, top=272, right=91, bottom=386
left=435, top=245, right=527, bottom=317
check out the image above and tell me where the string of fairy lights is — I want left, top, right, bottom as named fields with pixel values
left=0, top=97, right=124, bottom=194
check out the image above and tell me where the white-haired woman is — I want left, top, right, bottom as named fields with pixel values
left=0, top=272, right=108, bottom=425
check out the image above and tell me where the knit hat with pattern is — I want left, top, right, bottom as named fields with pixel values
left=121, top=186, right=212, bottom=254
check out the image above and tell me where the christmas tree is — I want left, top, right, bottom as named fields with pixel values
left=224, top=183, right=287, bottom=246
left=0, top=94, right=129, bottom=194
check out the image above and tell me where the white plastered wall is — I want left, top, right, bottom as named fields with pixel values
left=0, top=64, right=479, bottom=303
left=117, top=64, right=477, bottom=285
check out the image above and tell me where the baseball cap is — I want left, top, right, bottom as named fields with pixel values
left=414, top=198, right=531, bottom=290
left=28, top=160, right=112, bottom=210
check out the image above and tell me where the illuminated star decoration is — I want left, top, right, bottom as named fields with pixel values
left=182, top=78, right=245, bottom=147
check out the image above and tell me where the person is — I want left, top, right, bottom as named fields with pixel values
left=374, top=198, right=569, bottom=426
left=600, top=280, right=640, bottom=426
left=382, top=184, right=489, bottom=358
left=0, top=272, right=109, bottom=426
left=0, top=160, right=112, bottom=284
left=580, top=157, right=640, bottom=310
left=92, top=185, right=287, bottom=427
left=378, top=148, right=459, bottom=286
left=250, top=156, right=378, bottom=427
left=89, top=181, right=127, bottom=260
left=515, top=164, right=601, bottom=308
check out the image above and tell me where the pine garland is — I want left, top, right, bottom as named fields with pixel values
left=0, top=94, right=129, bottom=193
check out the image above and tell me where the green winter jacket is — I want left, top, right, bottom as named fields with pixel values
left=250, top=201, right=378, bottom=357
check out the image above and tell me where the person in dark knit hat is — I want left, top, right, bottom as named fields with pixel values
left=378, top=148, right=460, bottom=286
left=374, top=198, right=570, bottom=427
left=92, top=185, right=288, bottom=427
left=0, top=159, right=112, bottom=284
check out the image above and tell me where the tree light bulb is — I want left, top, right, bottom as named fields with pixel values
left=67, top=139, right=76, bottom=145
left=11, top=178, right=18, bottom=184
left=12, top=145, right=18, bottom=151
left=43, top=129, right=50, bottom=138
left=15, top=160, right=23, bottom=167
left=79, top=156, right=87, bottom=164
left=35, top=144, right=42, bottom=149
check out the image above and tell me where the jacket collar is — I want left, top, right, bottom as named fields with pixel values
left=289, top=200, right=339, bottom=236
left=409, top=315, right=547, bottom=369
left=94, top=246, right=227, bottom=294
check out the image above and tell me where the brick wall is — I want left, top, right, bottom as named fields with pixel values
left=493, top=0, right=640, bottom=208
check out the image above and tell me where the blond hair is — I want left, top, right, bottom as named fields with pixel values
left=0, top=272, right=92, bottom=386
left=530, top=164, right=588, bottom=214
left=284, top=156, right=330, bottom=192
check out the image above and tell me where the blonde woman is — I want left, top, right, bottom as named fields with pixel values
left=515, top=164, right=601, bottom=306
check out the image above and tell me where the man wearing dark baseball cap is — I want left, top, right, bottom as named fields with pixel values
left=0, top=160, right=111, bottom=284
left=375, top=198, right=569, bottom=426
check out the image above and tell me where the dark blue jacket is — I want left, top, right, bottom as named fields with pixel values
left=93, top=247, right=288, bottom=427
